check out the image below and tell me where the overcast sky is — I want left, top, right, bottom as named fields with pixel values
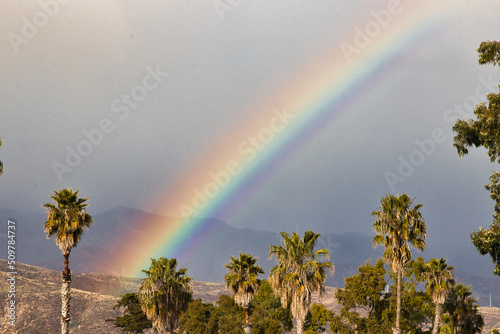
left=1, top=1, right=500, bottom=270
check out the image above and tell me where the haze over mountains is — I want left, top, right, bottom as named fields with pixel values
left=1, top=206, right=498, bottom=306
left=3, top=260, right=500, bottom=333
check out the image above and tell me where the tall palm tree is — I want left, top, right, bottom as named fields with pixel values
left=269, top=230, right=334, bottom=334
left=43, top=188, right=93, bottom=334
left=138, top=257, right=192, bottom=334
left=372, top=193, right=427, bottom=334
left=224, top=252, right=265, bottom=333
left=422, top=258, right=455, bottom=334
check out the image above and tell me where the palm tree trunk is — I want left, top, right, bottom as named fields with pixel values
left=242, top=324, right=252, bottom=334
left=297, top=318, right=305, bottom=334
left=242, top=306, right=252, bottom=334
left=63, top=252, right=70, bottom=276
left=432, top=302, right=443, bottom=334
left=61, top=270, right=71, bottom=334
left=393, top=269, right=402, bottom=334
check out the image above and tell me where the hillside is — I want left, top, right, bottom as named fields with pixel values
left=1, top=206, right=499, bottom=307
left=0, top=260, right=240, bottom=333
left=1, top=261, right=500, bottom=333
left=0, top=260, right=138, bottom=333
left=0, top=260, right=336, bottom=333
left=0, top=206, right=384, bottom=283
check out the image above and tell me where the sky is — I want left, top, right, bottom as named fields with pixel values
left=1, top=1, right=500, bottom=271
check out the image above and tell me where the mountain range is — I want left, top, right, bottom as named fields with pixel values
left=1, top=206, right=499, bottom=307
left=1, top=260, right=500, bottom=333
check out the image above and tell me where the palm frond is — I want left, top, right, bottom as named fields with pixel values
left=269, top=230, right=334, bottom=325
left=42, top=188, right=93, bottom=255
left=138, top=257, right=192, bottom=333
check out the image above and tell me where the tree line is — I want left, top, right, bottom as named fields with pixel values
left=105, top=194, right=484, bottom=334
left=41, top=177, right=488, bottom=334
left=37, top=41, right=500, bottom=333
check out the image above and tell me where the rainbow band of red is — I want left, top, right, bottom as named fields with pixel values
left=110, top=1, right=453, bottom=277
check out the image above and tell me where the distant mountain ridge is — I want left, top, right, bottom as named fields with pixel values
left=2, top=260, right=500, bottom=333
left=1, top=206, right=499, bottom=306
left=0, top=206, right=382, bottom=281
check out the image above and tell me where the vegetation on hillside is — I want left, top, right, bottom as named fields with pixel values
left=106, top=293, right=152, bottom=333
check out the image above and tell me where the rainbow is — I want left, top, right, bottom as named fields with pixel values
left=111, top=1, right=454, bottom=277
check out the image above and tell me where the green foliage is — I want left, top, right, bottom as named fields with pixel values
left=250, top=316, right=283, bottom=334
left=380, top=262, right=433, bottom=334
left=336, top=258, right=387, bottom=313
left=178, top=281, right=293, bottom=334
left=372, top=194, right=427, bottom=272
left=452, top=40, right=500, bottom=275
left=178, top=299, right=217, bottom=334
left=333, top=258, right=481, bottom=334
left=333, top=258, right=434, bottom=334
left=304, top=303, right=334, bottom=333
left=42, top=187, right=93, bottom=257
left=441, top=283, right=484, bottom=334
left=471, top=222, right=500, bottom=275
left=42, top=188, right=93, bottom=334
left=334, top=258, right=392, bottom=333
left=269, top=230, right=334, bottom=332
left=419, top=257, right=454, bottom=334
left=485, top=171, right=500, bottom=222
left=471, top=172, right=500, bottom=275
left=250, top=280, right=293, bottom=333
left=224, top=252, right=265, bottom=312
left=396, top=280, right=433, bottom=334
left=421, top=258, right=455, bottom=305
left=372, top=193, right=427, bottom=333
left=138, top=257, right=192, bottom=333
left=478, top=41, right=500, bottom=67
left=212, top=294, right=245, bottom=334
left=106, top=293, right=152, bottom=334
left=453, top=41, right=500, bottom=161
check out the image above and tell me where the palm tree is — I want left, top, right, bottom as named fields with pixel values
left=224, top=252, right=265, bottom=333
left=138, top=257, right=192, bottom=333
left=372, top=193, right=427, bottom=334
left=443, top=283, right=484, bottom=334
left=269, top=230, right=334, bottom=334
left=43, top=188, right=93, bottom=334
left=422, top=258, right=455, bottom=334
